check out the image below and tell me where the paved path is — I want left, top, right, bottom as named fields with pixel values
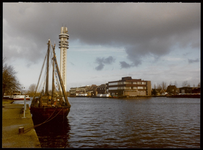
left=2, top=103, right=41, bottom=148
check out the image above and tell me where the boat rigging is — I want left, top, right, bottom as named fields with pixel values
left=30, top=39, right=71, bottom=120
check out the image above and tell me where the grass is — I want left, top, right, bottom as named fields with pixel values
left=2, top=99, right=14, bottom=105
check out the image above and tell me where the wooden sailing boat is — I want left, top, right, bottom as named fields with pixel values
left=30, top=39, right=71, bottom=120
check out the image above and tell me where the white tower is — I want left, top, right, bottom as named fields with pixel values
left=59, top=27, right=69, bottom=91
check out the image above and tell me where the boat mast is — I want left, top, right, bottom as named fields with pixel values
left=45, top=39, right=50, bottom=96
left=52, top=44, right=56, bottom=100
left=52, top=45, right=71, bottom=107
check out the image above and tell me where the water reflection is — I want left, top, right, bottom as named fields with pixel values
left=32, top=117, right=71, bottom=148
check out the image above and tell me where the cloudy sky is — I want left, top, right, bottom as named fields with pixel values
left=3, top=2, right=200, bottom=91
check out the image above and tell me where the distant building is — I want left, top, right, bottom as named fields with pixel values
left=69, top=85, right=98, bottom=97
left=179, top=87, right=193, bottom=94
left=154, top=89, right=167, bottom=96
left=69, top=87, right=77, bottom=96
left=89, top=84, right=98, bottom=96
left=192, top=87, right=201, bottom=93
left=166, top=85, right=179, bottom=95
left=108, top=76, right=151, bottom=98
left=97, top=84, right=108, bottom=94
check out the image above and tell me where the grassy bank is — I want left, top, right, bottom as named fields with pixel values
left=2, top=99, right=14, bottom=105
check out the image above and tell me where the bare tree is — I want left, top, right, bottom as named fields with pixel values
left=2, top=59, right=21, bottom=97
left=29, top=84, right=36, bottom=92
left=157, top=84, right=162, bottom=90
left=198, top=82, right=200, bottom=88
left=153, top=84, right=157, bottom=89
left=182, top=81, right=188, bottom=87
left=161, top=82, right=167, bottom=90
left=174, top=81, right=178, bottom=87
left=28, top=84, right=36, bottom=97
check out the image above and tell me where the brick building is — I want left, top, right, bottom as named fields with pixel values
left=97, top=84, right=108, bottom=94
left=108, top=77, right=151, bottom=98
left=166, top=85, right=179, bottom=95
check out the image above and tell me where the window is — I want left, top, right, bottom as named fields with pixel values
left=138, top=86, right=143, bottom=89
left=125, top=82, right=131, bottom=84
left=142, top=82, right=146, bottom=85
left=118, top=87, right=125, bottom=89
left=109, top=87, right=118, bottom=90
left=118, top=82, right=124, bottom=85
left=109, top=82, right=118, bottom=86
left=124, top=87, right=131, bottom=89
left=137, top=82, right=141, bottom=84
left=133, top=87, right=137, bottom=89
left=133, top=82, right=137, bottom=84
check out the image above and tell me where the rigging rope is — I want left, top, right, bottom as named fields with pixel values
left=32, top=53, right=47, bottom=101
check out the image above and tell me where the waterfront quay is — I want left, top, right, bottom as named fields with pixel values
left=2, top=99, right=41, bottom=148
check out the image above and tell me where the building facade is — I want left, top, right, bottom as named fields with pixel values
left=97, top=84, right=108, bottom=94
left=69, top=87, right=77, bottom=96
left=179, top=87, right=193, bottom=94
left=166, top=85, right=179, bottom=95
left=108, top=77, right=151, bottom=97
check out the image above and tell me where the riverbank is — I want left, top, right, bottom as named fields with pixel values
left=2, top=99, right=41, bottom=148
left=2, top=99, right=14, bottom=104
left=69, top=95, right=200, bottom=99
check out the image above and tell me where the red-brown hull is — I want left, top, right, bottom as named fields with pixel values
left=12, top=98, right=30, bottom=100
left=30, top=106, right=70, bottom=120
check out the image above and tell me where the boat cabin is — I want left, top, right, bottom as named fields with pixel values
left=12, top=91, right=21, bottom=95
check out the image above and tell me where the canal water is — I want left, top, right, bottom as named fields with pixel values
left=14, top=97, right=200, bottom=148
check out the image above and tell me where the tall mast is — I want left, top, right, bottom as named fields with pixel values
left=52, top=44, right=56, bottom=99
left=45, top=39, right=50, bottom=96
left=52, top=45, right=71, bottom=107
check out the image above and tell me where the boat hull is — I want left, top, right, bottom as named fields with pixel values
left=12, top=98, right=30, bottom=100
left=3, top=96, right=10, bottom=99
left=4, top=95, right=30, bottom=100
left=30, top=106, right=70, bottom=121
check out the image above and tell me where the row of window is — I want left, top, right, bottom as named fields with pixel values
left=108, top=81, right=146, bottom=86
left=109, top=86, right=146, bottom=90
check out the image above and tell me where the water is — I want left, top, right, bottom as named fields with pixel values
left=13, top=98, right=32, bottom=106
left=18, top=97, right=200, bottom=148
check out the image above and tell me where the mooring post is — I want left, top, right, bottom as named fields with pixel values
left=22, top=95, right=26, bottom=118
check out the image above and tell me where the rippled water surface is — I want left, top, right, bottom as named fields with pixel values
left=30, top=97, right=200, bottom=148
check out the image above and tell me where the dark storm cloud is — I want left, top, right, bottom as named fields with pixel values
left=95, top=56, right=115, bottom=71
left=95, top=63, right=104, bottom=71
left=3, top=3, right=200, bottom=65
left=188, top=58, right=199, bottom=64
left=120, top=61, right=132, bottom=69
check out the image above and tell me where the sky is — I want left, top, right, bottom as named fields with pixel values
left=3, top=2, right=200, bottom=91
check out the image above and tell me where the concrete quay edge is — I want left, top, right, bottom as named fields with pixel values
left=2, top=103, right=41, bottom=148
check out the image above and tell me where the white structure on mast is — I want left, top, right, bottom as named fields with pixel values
left=59, top=26, right=69, bottom=91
